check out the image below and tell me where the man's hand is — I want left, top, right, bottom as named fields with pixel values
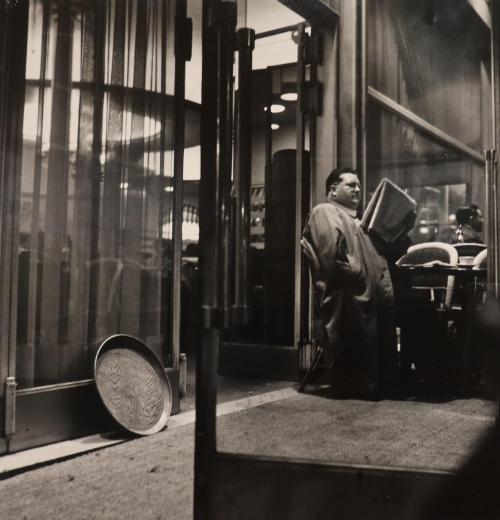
left=331, top=254, right=366, bottom=292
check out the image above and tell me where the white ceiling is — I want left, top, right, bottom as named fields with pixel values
left=183, top=0, right=303, bottom=180
left=242, top=0, right=304, bottom=33
left=186, top=0, right=303, bottom=103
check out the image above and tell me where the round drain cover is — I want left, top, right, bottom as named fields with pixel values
left=94, top=334, right=172, bottom=435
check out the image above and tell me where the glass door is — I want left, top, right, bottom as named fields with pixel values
left=219, top=20, right=321, bottom=381
left=195, top=0, right=499, bottom=518
left=1, top=0, right=192, bottom=453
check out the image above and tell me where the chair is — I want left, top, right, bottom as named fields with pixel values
left=396, top=242, right=458, bottom=309
left=472, top=249, right=487, bottom=304
left=472, top=248, right=487, bottom=270
left=300, top=238, right=325, bottom=297
left=297, top=238, right=325, bottom=392
left=454, top=243, right=486, bottom=266
left=396, top=242, right=460, bottom=395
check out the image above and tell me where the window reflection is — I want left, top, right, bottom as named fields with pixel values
left=407, top=183, right=467, bottom=244
left=366, top=103, right=486, bottom=247
left=215, top=3, right=495, bottom=475
left=16, top=0, right=177, bottom=389
left=367, top=0, right=491, bottom=152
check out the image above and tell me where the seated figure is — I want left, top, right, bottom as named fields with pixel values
left=451, top=205, right=484, bottom=244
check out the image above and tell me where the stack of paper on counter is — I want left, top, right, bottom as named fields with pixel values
left=360, top=178, right=417, bottom=243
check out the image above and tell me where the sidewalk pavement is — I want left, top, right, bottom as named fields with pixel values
left=0, top=381, right=495, bottom=520
left=0, top=380, right=294, bottom=520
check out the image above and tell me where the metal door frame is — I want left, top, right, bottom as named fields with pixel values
left=0, top=0, right=190, bottom=453
left=0, top=0, right=30, bottom=455
left=218, top=22, right=321, bottom=381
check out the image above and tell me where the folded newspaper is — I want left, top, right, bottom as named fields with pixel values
left=360, top=178, right=417, bottom=243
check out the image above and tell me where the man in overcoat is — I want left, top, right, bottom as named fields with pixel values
left=302, top=168, right=398, bottom=399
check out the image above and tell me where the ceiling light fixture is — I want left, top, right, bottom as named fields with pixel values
left=271, top=123, right=280, bottom=130
left=280, top=92, right=298, bottom=102
left=263, top=104, right=286, bottom=114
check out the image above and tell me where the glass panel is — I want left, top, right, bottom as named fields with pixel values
left=16, top=0, right=176, bottom=389
left=406, top=183, right=467, bottom=245
left=215, top=25, right=493, bottom=474
left=227, top=60, right=300, bottom=346
left=366, top=102, right=486, bottom=246
left=215, top=101, right=494, bottom=472
left=367, top=0, right=491, bottom=151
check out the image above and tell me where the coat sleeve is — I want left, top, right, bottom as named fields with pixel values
left=303, top=205, right=365, bottom=290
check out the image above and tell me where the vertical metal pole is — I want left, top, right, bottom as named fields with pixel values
left=263, top=71, right=273, bottom=342
left=0, top=0, right=29, bottom=445
left=216, top=3, right=236, bottom=328
left=233, top=27, right=255, bottom=325
left=359, top=0, right=367, bottom=208
left=294, top=23, right=307, bottom=351
left=485, top=149, right=491, bottom=288
left=304, top=29, right=317, bottom=359
left=172, top=0, right=190, bottom=372
left=194, top=2, right=235, bottom=518
left=194, top=2, right=219, bottom=516
left=485, top=150, right=499, bottom=298
left=490, top=0, right=500, bottom=422
left=491, top=0, right=500, bottom=299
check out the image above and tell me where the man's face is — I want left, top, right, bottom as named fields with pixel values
left=329, top=173, right=361, bottom=210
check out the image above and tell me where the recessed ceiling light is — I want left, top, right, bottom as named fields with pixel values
left=271, top=123, right=280, bottom=130
left=264, top=104, right=286, bottom=114
left=271, top=104, right=285, bottom=113
left=280, top=92, right=298, bottom=102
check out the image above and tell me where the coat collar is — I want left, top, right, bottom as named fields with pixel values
left=329, top=200, right=358, bottom=219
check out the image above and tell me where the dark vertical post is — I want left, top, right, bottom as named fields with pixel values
left=194, top=1, right=236, bottom=518
left=491, top=0, right=500, bottom=299
left=294, top=23, right=307, bottom=349
left=0, top=0, right=29, bottom=444
left=485, top=150, right=498, bottom=298
left=233, top=27, right=255, bottom=325
left=216, top=3, right=236, bottom=327
left=490, top=0, right=500, bottom=422
left=171, top=0, right=191, bottom=372
left=263, top=70, right=273, bottom=341
left=359, top=0, right=367, bottom=207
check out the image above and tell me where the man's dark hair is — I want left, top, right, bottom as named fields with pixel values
left=325, top=167, right=358, bottom=195
left=456, top=204, right=480, bottom=225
